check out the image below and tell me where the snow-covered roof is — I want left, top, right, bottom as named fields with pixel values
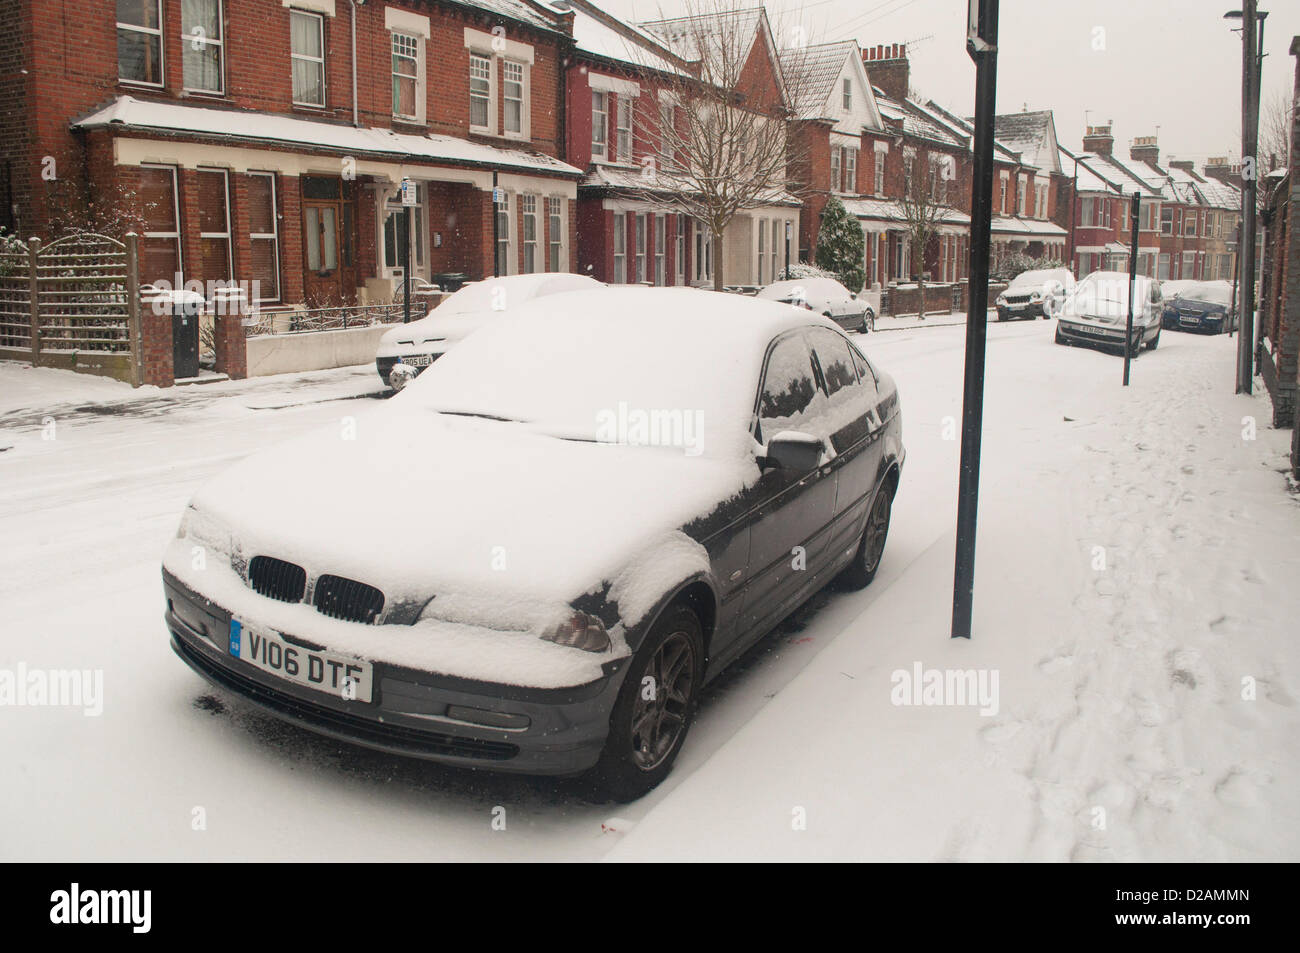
left=1082, top=150, right=1163, bottom=197
left=580, top=163, right=801, bottom=207
left=991, top=216, right=1067, bottom=237
left=841, top=196, right=970, bottom=226
left=640, top=6, right=764, bottom=64
left=988, top=110, right=1061, bottom=174
left=565, top=0, right=687, bottom=76
left=1059, top=146, right=1123, bottom=194
left=874, top=93, right=965, bottom=149
left=73, top=97, right=582, bottom=177
left=454, top=0, right=563, bottom=33
left=779, top=40, right=882, bottom=131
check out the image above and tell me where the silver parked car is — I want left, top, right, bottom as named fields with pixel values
left=995, top=267, right=1075, bottom=321
left=1055, top=271, right=1163, bottom=355
left=374, top=273, right=602, bottom=389
left=757, top=277, right=875, bottom=333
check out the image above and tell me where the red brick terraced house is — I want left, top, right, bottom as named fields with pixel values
left=984, top=109, right=1070, bottom=266
left=1, top=0, right=585, bottom=311
left=1058, top=126, right=1161, bottom=279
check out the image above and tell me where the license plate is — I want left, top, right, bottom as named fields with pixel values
left=230, top=620, right=373, bottom=703
left=402, top=354, right=432, bottom=368
left=1180, top=316, right=1200, bottom=324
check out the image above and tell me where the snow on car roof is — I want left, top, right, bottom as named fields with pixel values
left=435, top=273, right=601, bottom=315
left=757, top=278, right=847, bottom=298
left=403, top=286, right=843, bottom=459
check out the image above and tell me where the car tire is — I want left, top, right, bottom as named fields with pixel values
left=861, top=311, right=875, bottom=333
left=835, top=481, right=894, bottom=591
left=1146, top=327, right=1160, bottom=351
left=1055, top=325, right=1066, bottom=345
left=585, top=605, right=704, bottom=802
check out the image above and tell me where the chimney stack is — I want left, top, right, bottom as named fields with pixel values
left=862, top=42, right=909, bottom=102
left=1203, top=156, right=1238, bottom=185
left=1130, top=135, right=1159, bottom=166
left=1082, top=122, right=1114, bottom=157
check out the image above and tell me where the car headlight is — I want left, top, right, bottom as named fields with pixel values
left=540, top=611, right=611, bottom=653
left=389, top=362, right=417, bottom=392
left=995, top=294, right=1006, bottom=305
left=1030, top=291, right=1042, bottom=301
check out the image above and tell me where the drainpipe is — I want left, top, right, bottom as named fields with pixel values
left=351, top=0, right=367, bottom=127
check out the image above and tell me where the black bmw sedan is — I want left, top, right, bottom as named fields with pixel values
left=163, top=287, right=905, bottom=800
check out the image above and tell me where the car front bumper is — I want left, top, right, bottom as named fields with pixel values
left=163, top=569, right=625, bottom=776
left=1056, top=319, right=1134, bottom=347
left=375, top=349, right=446, bottom=387
left=997, top=301, right=1046, bottom=319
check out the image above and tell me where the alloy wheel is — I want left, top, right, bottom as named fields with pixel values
left=629, top=632, right=697, bottom=771
left=862, top=490, right=892, bottom=573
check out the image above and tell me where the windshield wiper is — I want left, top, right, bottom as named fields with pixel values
left=438, top=411, right=520, bottom=423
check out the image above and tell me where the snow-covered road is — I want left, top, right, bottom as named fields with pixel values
left=2, top=319, right=1297, bottom=861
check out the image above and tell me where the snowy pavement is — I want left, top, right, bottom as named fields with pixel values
left=2, top=322, right=1297, bottom=861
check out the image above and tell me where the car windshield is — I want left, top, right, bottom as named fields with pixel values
left=403, top=291, right=770, bottom=460
left=1008, top=269, right=1061, bottom=291
left=1072, top=273, right=1140, bottom=308
left=758, top=279, right=845, bottom=302
left=433, top=275, right=595, bottom=317
left=1179, top=281, right=1232, bottom=307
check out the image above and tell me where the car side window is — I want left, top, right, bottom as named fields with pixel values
left=756, top=332, right=818, bottom=443
left=848, top=341, right=877, bottom=389
left=806, top=328, right=875, bottom=453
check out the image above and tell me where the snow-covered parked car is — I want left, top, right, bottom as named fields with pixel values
left=375, top=273, right=601, bottom=389
left=1161, top=280, right=1236, bottom=334
left=163, top=287, right=905, bottom=800
left=757, top=277, right=875, bottom=333
left=1055, top=270, right=1163, bottom=355
left=995, top=268, right=1075, bottom=321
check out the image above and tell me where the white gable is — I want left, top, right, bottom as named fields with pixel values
left=823, top=46, right=882, bottom=135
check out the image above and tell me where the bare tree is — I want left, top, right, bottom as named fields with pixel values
left=896, top=152, right=956, bottom=319
left=1260, top=84, right=1292, bottom=174
left=624, top=0, right=812, bottom=290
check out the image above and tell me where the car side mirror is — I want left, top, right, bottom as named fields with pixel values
left=763, top=431, right=823, bottom=472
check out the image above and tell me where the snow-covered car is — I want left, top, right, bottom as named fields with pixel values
left=375, top=273, right=601, bottom=389
left=1161, top=280, right=1237, bottom=334
left=994, top=268, right=1075, bottom=321
left=757, top=277, right=875, bottom=333
left=163, top=287, right=905, bottom=800
left=1159, top=279, right=1199, bottom=303
left=1054, top=271, right=1163, bottom=355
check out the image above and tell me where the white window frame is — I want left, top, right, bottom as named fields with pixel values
left=999, top=170, right=1010, bottom=214
left=247, top=171, right=281, bottom=304
left=118, top=0, right=164, bottom=88
left=503, top=59, right=528, bottom=139
left=675, top=215, right=685, bottom=285
left=141, top=163, right=183, bottom=282
left=290, top=9, right=326, bottom=108
left=546, top=197, right=564, bottom=272
left=757, top=217, right=765, bottom=284
left=635, top=212, right=647, bottom=283
left=592, top=90, right=609, bottom=159
left=616, top=97, right=633, bottom=164
left=196, top=166, right=233, bottom=282
left=181, top=0, right=224, bottom=95
left=1016, top=176, right=1027, bottom=217
left=521, top=194, right=538, bottom=274
left=654, top=213, right=665, bottom=286
left=845, top=147, right=857, bottom=195
left=469, top=53, right=493, bottom=133
left=1035, top=183, right=1048, bottom=220
left=842, top=78, right=852, bottom=110
left=613, top=213, right=626, bottom=283
left=496, top=191, right=513, bottom=275
left=391, top=31, right=424, bottom=122
left=873, top=143, right=887, bottom=196
left=830, top=148, right=842, bottom=194
left=770, top=218, right=779, bottom=282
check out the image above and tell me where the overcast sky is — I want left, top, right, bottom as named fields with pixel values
left=603, top=0, right=1299, bottom=168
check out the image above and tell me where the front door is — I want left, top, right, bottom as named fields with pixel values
left=301, top=176, right=355, bottom=305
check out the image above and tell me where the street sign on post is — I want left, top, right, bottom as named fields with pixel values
left=400, top=177, right=416, bottom=207
left=1123, top=191, right=1140, bottom=386
left=951, top=0, right=999, bottom=641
